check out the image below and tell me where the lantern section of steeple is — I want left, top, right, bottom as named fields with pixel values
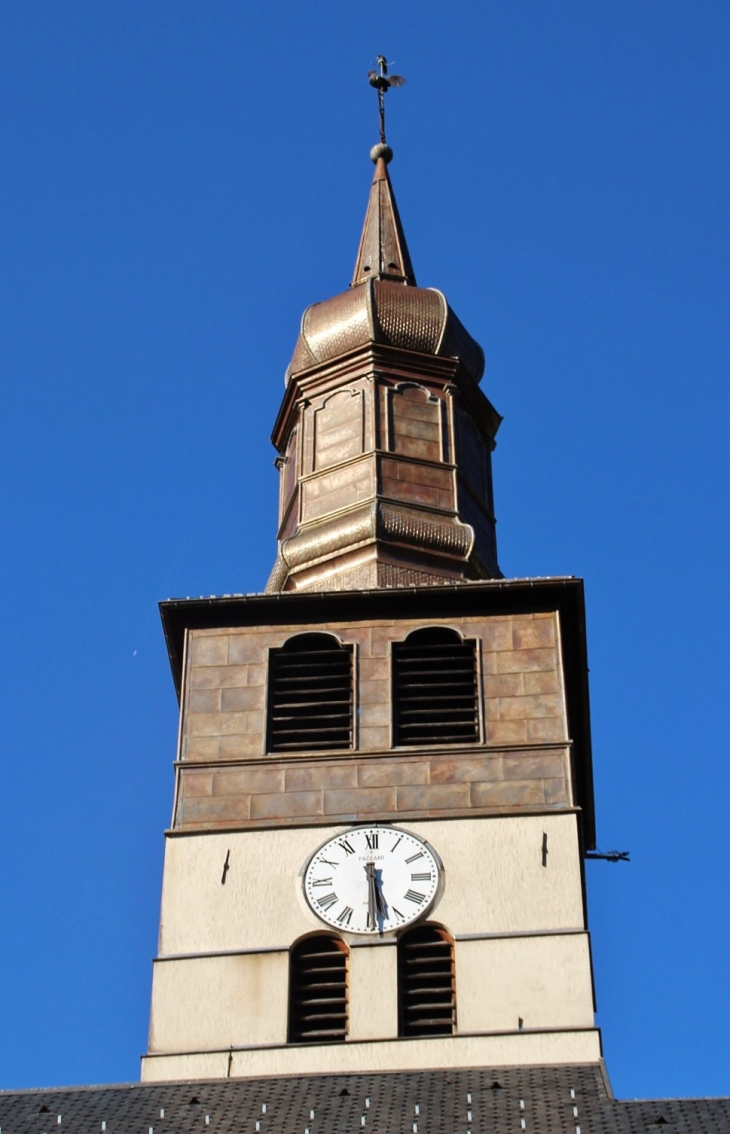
left=267, top=148, right=502, bottom=594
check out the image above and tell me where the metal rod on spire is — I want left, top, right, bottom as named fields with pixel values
left=367, top=55, right=406, bottom=146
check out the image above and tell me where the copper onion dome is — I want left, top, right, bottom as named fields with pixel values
left=286, top=148, right=485, bottom=385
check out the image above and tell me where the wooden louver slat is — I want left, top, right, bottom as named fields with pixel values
left=268, top=634, right=353, bottom=753
left=289, top=936, right=348, bottom=1044
left=393, top=630, right=479, bottom=746
left=398, top=926, right=455, bottom=1037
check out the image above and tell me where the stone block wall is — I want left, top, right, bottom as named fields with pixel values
left=174, top=610, right=573, bottom=832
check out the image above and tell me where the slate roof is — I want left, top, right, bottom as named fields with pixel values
left=1, top=1063, right=729, bottom=1134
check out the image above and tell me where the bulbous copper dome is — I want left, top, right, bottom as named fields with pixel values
left=287, top=277, right=484, bottom=383
left=286, top=155, right=485, bottom=385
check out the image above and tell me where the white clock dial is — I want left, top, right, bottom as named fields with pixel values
left=303, top=825, right=441, bottom=935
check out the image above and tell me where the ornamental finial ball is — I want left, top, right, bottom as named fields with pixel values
left=370, top=142, right=393, bottom=164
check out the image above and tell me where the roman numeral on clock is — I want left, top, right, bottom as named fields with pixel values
left=404, top=889, right=425, bottom=905
left=365, top=832, right=379, bottom=850
left=317, top=892, right=338, bottom=910
left=312, top=877, right=333, bottom=887
left=335, top=906, right=353, bottom=926
left=405, top=851, right=424, bottom=864
left=411, top=872, right=432, bottom=882
left=337, top=839, right=355, bottom=855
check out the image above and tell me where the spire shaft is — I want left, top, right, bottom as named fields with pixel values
left=351, top=155, right=416, bottom=287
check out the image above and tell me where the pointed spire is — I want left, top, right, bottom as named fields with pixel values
left=351, top=144, right=416, bottom=287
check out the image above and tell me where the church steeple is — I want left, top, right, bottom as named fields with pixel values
left=143, top=83, right=600, bottom=1086
left=351, top=146, right=416, bottom=286
left=268, top=145, right=501, bottom=594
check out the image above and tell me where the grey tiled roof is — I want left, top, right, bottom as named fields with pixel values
left=1, top=1063, right=729, bottom=1134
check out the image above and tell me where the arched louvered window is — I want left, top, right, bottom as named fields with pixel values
left=267, top=633, right=353, bottom=753
left=392, top=627, right=479, bottom=746
left=398, top=925, right=456, bottom=1037
left=288, top=935, right=348, bottom=1044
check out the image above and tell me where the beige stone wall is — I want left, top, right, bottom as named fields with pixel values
left=177, top=611, right=569, bottom=832
left=157, top=815, right=585, bottom=956
left=147, top=815, right=594, bottom=1061
left=148, top=952, right=289, bottom=1053
left=146, top=793, right=596, bottom=1078
left=456, top=933, right=595, bottom=1032
left=349, top=944, right=398, bottom=1040
left=147, top=932, right=593, bottom=1057
left=142, top=1028, right=602, bottom=1083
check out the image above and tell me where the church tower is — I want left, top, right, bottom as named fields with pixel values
left=141, top=134, right=600, bottom=1082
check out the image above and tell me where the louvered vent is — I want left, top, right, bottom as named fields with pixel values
left=289, top=936, right=348, bottom=1044
left=398, top=925, right=455, bottom=1037
left=393, top=628, right=479, bottom=746
left=267, top=633, right=353, bottom=753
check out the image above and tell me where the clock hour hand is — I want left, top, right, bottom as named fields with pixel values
left=364, top=861, right=377, bottom=928
left=365, top=861, right=388, bottom=926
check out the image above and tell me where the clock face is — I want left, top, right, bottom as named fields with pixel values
left=303, top=825, right=441, bottom=935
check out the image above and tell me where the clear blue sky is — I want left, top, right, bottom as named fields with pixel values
left=1, top=0, right=729, bottom=1100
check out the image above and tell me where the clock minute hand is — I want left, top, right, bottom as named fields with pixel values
left=373, top=867, right=387, bottom=917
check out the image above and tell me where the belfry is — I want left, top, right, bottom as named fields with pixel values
left=141, top=133, right=599, bottom=1081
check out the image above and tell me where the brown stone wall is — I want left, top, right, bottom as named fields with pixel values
left=176, top=747, right=572, bottom=831
left=174, top=611, right=570, bottom=832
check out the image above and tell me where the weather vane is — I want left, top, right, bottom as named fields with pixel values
left=368, top=55, right=406, bottom=146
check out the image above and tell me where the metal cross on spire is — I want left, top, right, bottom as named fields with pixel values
left=368, top=55, right=406, bottom=145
